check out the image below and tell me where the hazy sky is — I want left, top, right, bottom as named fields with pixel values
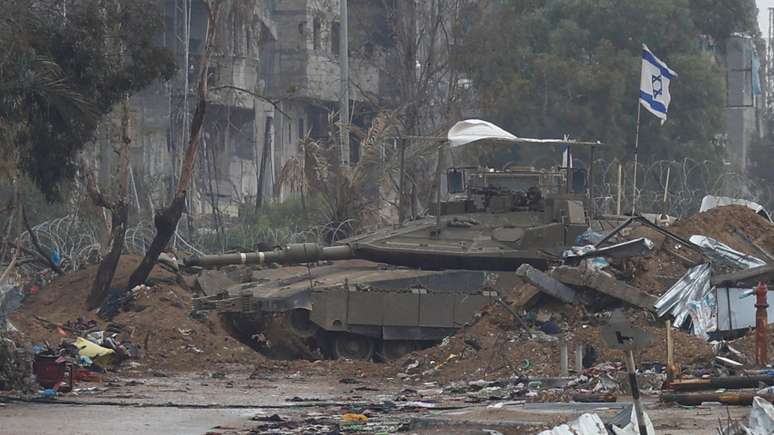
left=759, top=0, right=772, bottom=37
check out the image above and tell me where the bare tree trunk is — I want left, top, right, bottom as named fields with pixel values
left=127, top=2, right=221, bottom=290
left=87, top=97, right=131, bottom=309
left=255, top=115, right=272, bottom=210
left=89, top=202, right=128, bottom=308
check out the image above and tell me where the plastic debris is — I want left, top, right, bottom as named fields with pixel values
left=341, top=413, right=368, bottom=422
left=537, top=413, right=607, bottom=435
left=611, top=407, right=655, bottom=435
left=38, top=388, right=56, bottom=399
left=74, top=337, right=115, bottom=367
left=747, top=397, right=774, bottom=435
left=576, top=228, right=604, bottom=246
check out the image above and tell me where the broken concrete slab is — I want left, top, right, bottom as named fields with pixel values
left=516, top=264, right=581, bottom=304
left=511, top=284, right=541, bottom=308
left=550, top=266, right=658, bottom=310
left=712, top=264, right=774, bottom=287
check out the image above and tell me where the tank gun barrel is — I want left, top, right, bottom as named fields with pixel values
left=184, top=243, right=354, bottom=268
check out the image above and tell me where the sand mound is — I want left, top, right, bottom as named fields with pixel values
left=392, top=302, right=714, bottom=383
left=625, top=205, right=774, bottom=295
left=10, top=256, right=264, bottom=372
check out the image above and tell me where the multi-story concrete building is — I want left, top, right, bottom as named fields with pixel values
left=724, top=33, right=765, bottom=176
left=90, top=0, right=473, bottom=222
left=97, top=0, right=384, bottom=217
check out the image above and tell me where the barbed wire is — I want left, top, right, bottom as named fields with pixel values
left=591, top=158, right=773, bottom=217
left=6, top=159, right=772, bottom=276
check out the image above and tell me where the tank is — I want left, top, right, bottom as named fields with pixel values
left=188, top=165, right=590, bottom=361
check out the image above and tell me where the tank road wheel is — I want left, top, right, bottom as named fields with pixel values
left=286, top=309, right=318, bottom=338
left=332, top=333, right=375, bottom=361
left=380, top=340, right=417, bottom=361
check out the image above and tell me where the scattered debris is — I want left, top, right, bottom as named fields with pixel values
left=537, top=413, right=607, bottom=435
left=9, top=256, right=261, bottom=373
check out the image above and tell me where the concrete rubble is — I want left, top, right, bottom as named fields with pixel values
left=0, top=205, right=772, bottom=434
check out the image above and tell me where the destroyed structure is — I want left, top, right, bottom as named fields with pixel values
left=91, top=0, right=472, bottom=218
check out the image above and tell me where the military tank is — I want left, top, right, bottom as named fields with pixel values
left=187, top=163, right=592, bottom=361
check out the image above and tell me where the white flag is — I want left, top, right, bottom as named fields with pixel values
left=561, top=135, right=572, bottom=168
left=640, top=44, right=677, bottom=123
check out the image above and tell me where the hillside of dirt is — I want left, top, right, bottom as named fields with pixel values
left=10, top=256, right=264, bottom=372
left=626, top=205, right=774, bottom=294
left=390, top=301, right=714, bottom=383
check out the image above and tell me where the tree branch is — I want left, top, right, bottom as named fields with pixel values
left=209, top=85, right=292, bottom=120
left=21, top=204, right=64, bottom=276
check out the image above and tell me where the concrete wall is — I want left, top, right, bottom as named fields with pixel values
left=724, top=34, right=764, bottom=175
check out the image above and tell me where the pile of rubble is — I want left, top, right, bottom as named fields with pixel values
left=393, top=302, right=713, bottom=384
left=0, top=332, right=33, bottom=392
left=391, top=205, right=773, bottom=395
left=9, top=256, right=262, bottom=376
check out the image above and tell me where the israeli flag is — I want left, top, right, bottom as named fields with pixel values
left=640, top=44, right=677, bottom=123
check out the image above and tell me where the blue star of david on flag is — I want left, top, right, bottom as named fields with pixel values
left=640, top=44, right=677, bottom=123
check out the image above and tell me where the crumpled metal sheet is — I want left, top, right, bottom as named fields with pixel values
left=689, top=235, right=766, bottom=270
left=656, top=235, right=767, bottom=338
left=537, top=413, right=608, bottom=435
left=654, top=263, right=715, bottom=337
left=747, top=397, right=774, bottom=435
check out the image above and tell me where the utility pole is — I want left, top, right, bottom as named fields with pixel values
left=339, top=0, right=350, bottom=166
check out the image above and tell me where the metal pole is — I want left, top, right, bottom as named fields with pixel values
left=435, top=143, right=444, bottom=230
left=616, top=162, right=623, bottom=216
left=560, top=340, right=569, bottom=376
left=339, top=0, right=350, bottom=165
left=755, top=282, right=769, bottom=366
left=631, top=104, right=642, bottom=215
left=625, top=350, right=649, bottom=435
left=398, top=138, right=407, bottom=225
left=588, top=145, right=595, bottom=221
left=666, top=319, right=674, bottom=382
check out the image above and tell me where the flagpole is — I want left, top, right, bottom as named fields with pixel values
left=631, top=102, right=642, bottom=215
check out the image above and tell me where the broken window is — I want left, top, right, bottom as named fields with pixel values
left=298, top=118, right=305, bottom=138
left=313, top=17, right=321, bottom=50
left=331, top=22, right=340, bottom=55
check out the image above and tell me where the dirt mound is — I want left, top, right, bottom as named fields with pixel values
left=728, top=328, right=774, bottom=366
left=390, top=207, right=771, bottom=383
left=10, top=256, right=264, bottom=372
left=670, top=205, right=774, bottom=253
left=625, top=205, right=774, bottom=295
left=393, top=302, right=714, bottom=384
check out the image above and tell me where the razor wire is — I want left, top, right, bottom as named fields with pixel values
left=591, top=158, right=774, bottom=218
left=5, top=158, right=773, bottom=274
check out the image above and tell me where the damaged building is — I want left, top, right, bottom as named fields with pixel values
left=93, top=0, right=390, bottom=218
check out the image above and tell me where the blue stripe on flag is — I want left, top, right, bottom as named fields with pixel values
left=639, top=91, right=667, bottom=114
left=642, top=50, right=676, bottom=80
